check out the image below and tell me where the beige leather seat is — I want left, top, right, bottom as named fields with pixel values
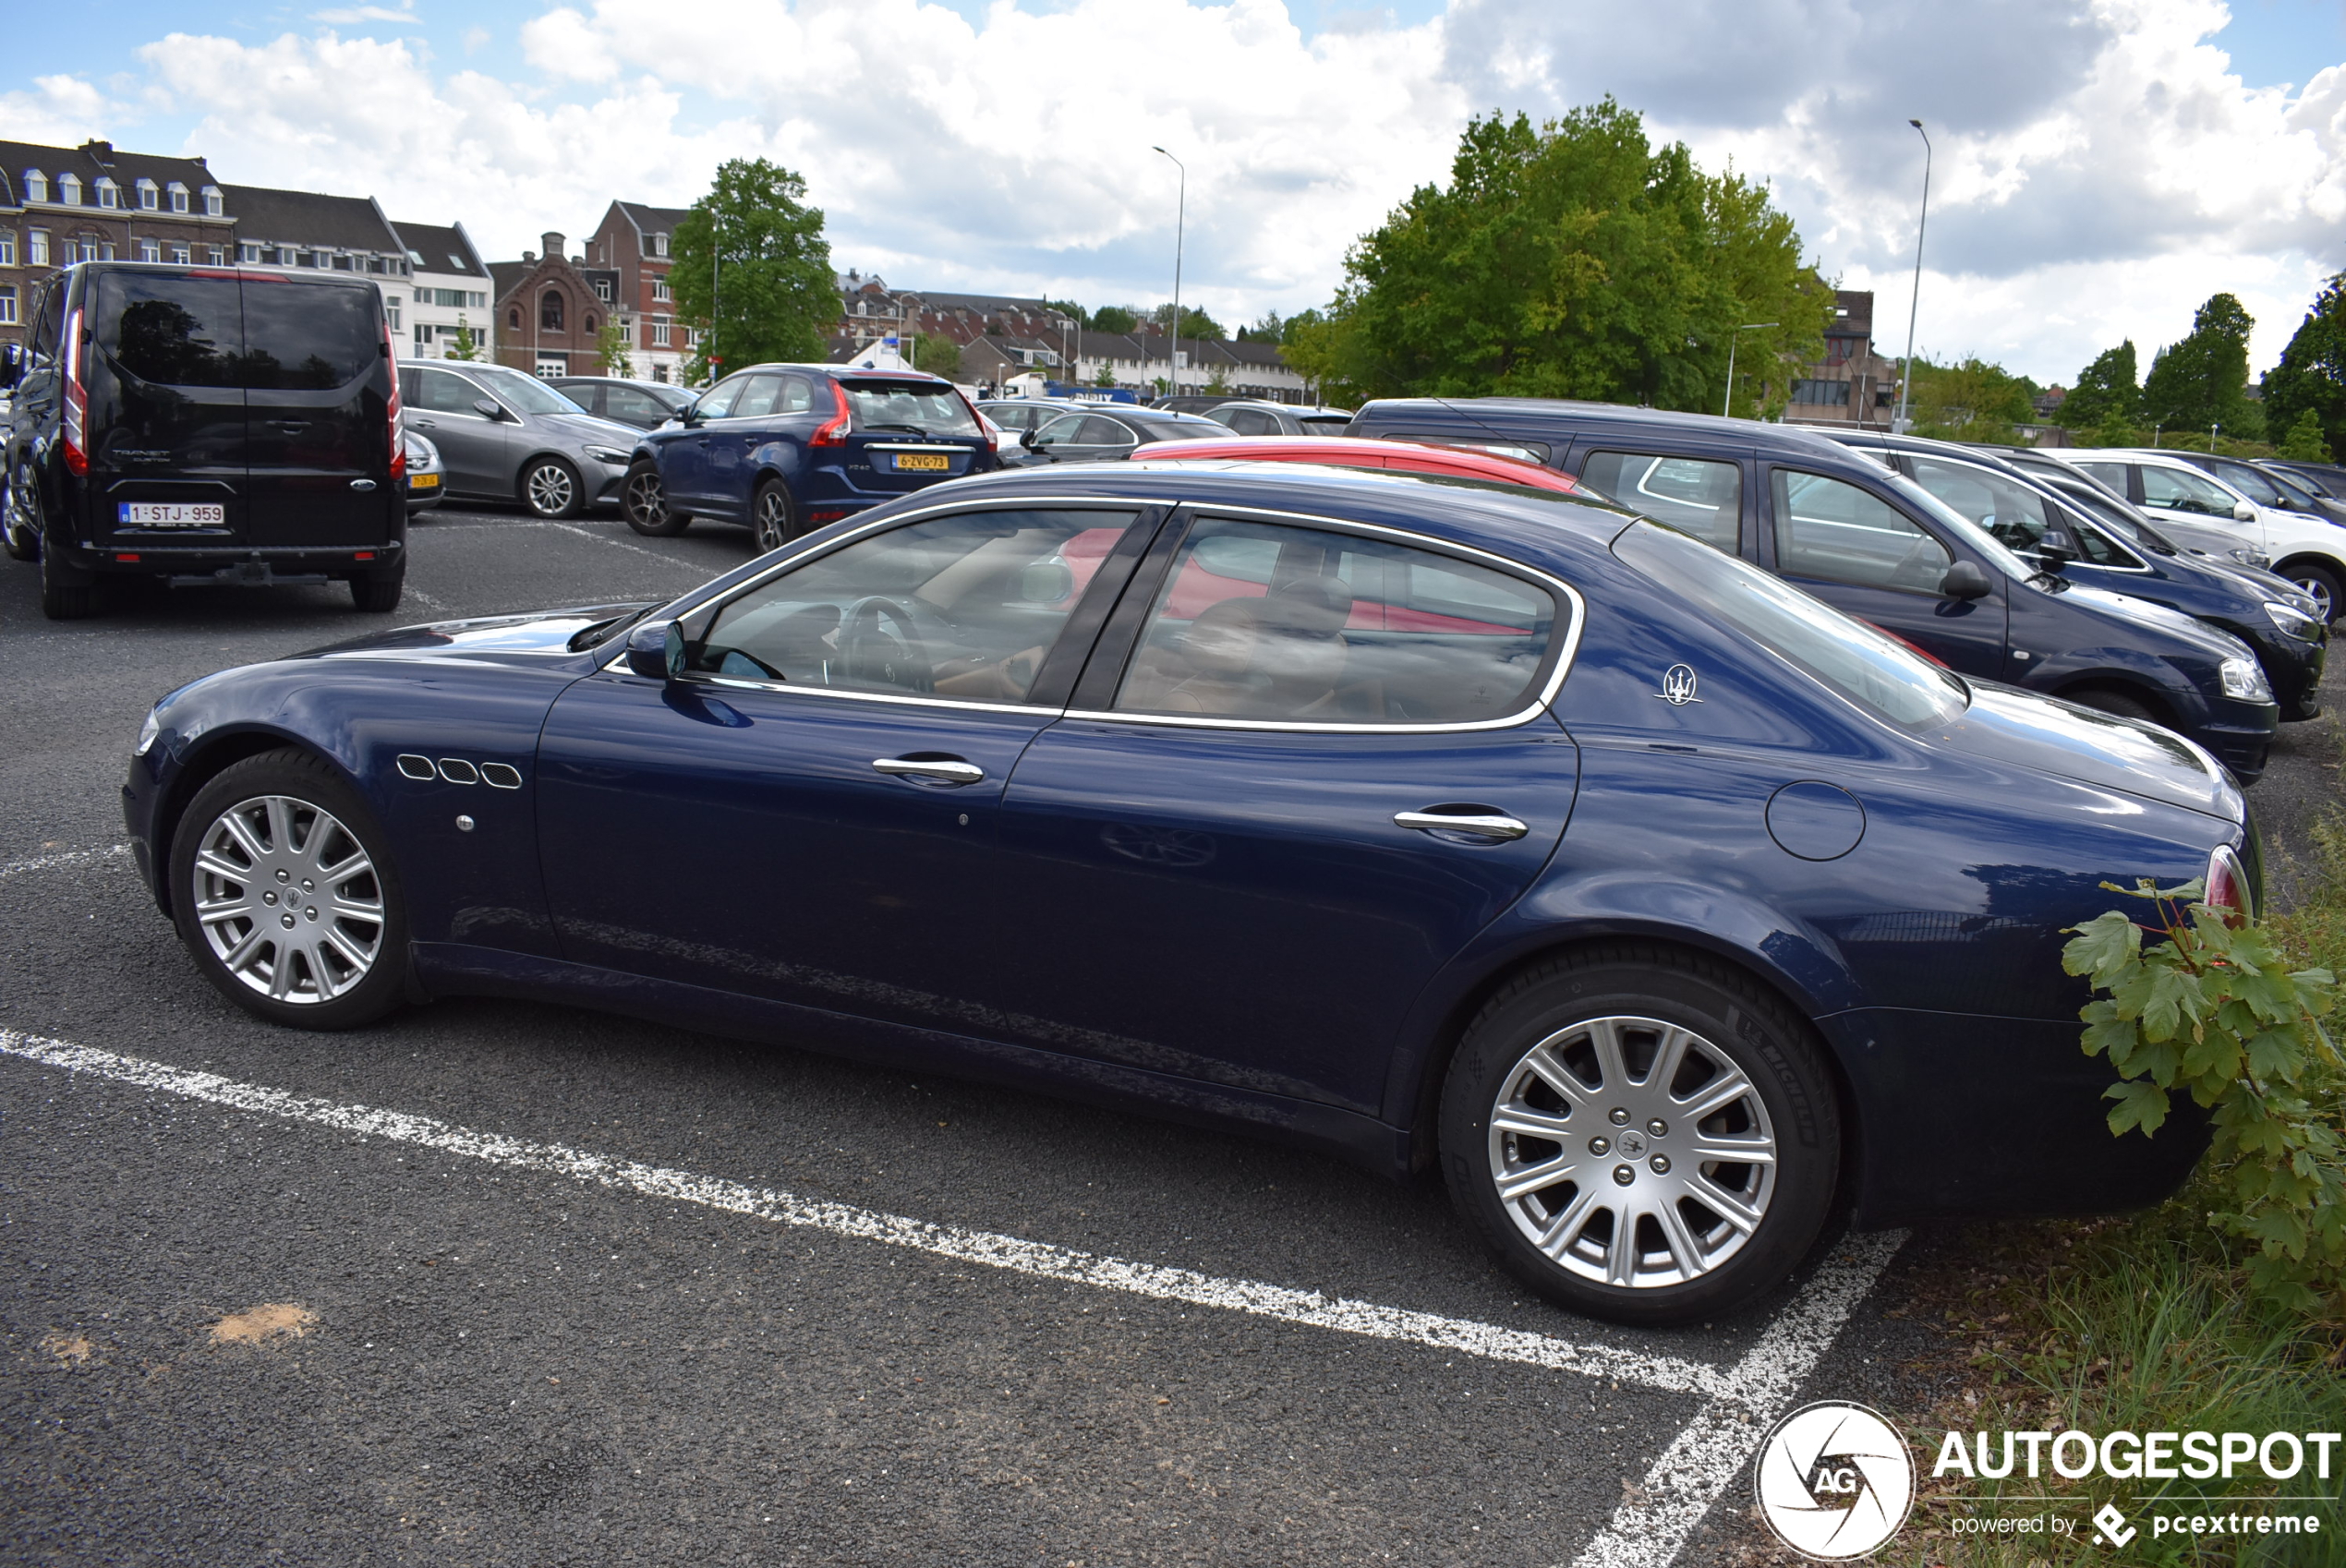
left=1134, top=578, right=1353, bottom=718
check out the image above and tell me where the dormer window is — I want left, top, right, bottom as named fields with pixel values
left=136, top=178, right=159, bottom=210
left=447, top=254, right=464, bottom=271
left=95, top=176, right=119, bottom=209
left=201, top=186, right=223, bottom=217
left=57, top=173, right=80, bottom=205
left=167, top=182, right=188, bottom=213
left=595, top=279, right=611, bottom=302
left=652, top=233, right=669, bottom=258
left=24, top=170, right=47, bottom=203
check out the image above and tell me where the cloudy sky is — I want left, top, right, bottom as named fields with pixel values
left=6, top=0, right=2343, bottom=385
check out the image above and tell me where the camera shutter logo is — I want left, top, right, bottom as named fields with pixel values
left=1752, top=1401, right=1916, bottom=1560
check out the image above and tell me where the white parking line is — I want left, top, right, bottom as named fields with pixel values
left=0, top=843, right=131, bottom=882
left=0, top=1027, right=1904, bottom=1564
left=428, top=517, right=705, bottom=573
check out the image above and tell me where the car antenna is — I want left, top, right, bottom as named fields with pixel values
left=1431, top=395, right=1547, bottom=462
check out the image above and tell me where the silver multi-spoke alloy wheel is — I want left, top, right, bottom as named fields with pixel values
left=1485, top=1014, right=1777, bottom=1289
left=754, top=484, right=791, bottom=551
left=192, top=794, right=385, bottom=1004
left=624, top=468, right=665, bottom=525
left=526, top=460, right=577, bottom=517
left=2291, top=571, right=2334, bottom=624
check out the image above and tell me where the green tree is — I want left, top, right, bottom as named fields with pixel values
left=1237, top=310, right=1284, bottom=344
left=911, top=333, right=962, bottom=381
left=2053, top=339, right=2139, bottom=428
left=595, top=316, right=636, bottom=380
left=2143, top=293, right=2263, bottom=441
left=444, top=315, right=483, bottom=362
left=2279, top=407, right=2333, bottom=462
left=669, top=158, right=836, bottom=383
left=1908, top=355, right=2038, bottom=443
left=2262, top=274, right=2346, bottom=464
left=1151, top=303, right=1225, bottom=341
left=1302, top=101, right=1831, bottom=413
left=1089, top=305, right=1139, bottom=333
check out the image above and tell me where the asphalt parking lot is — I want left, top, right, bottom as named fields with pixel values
left=4, top=502, right=2338, bottom=1567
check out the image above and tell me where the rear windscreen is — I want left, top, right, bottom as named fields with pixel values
left=843, top=380, right=979, bottom=437
left=92, top=274, right=242, bottom=388
left=238, top=280, right=381, bottom=390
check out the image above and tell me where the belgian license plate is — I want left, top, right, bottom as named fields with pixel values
left=409, top=473, right=441, bottom=489
left=118, top=502, right=224, bottom=527
left=892, top=453, right=951, bottom=473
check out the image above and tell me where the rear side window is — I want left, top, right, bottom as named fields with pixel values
left=2073, top=461, right=2133, bottom=496
left=729, top=375, right=784, bottom=419
left=843, top=380, right=978, bottom=436
left=239, top=281, right=379, bottom=390
left=1079, top=416, right=1138, bottom=446
left=92, top=272, right=242, bottom=388
left=605, top=385, right=674, bottom=423
left=1114, top=516, right=1560, bottom=726
left=1579, top=451, right=1740, bottom=549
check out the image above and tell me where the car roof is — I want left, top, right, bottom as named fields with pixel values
left=1354, top=396, right=1867, bottom=460
left=1140, top=434, right=1581, bottom=491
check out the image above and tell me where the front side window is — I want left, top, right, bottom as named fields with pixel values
left=681, top=510, right=1137, bottom=703
left=1771, top=468, right=1951, bottom=593
left=2073, top=460, right=2132, bottom=496
left=2209, top=462, right=2283, bottom=507
left=1904, top=456, right=2056, bottom=556
left=461, top=362, right=586, bottom=415
left=1113, top=517, right=1561, bottom=726
left=1580, top=451, right=1741, bottom=549
left=414, top=368, right=486, bottom=414
left=691, top=375, right=747, bottom=419
left=1616, top=521, right=1967, bottom=729
left=2140, top=464, right=2239, bottom=516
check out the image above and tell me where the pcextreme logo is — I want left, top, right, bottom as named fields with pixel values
left=1754, top=1401, right=1917, bottom=1561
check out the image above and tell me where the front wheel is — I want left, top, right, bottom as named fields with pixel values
left=751, top=478, right=796, bottom=553
left=2065, top=687, right=2159, bottom=724
left=622, top=461, right=688, bottom=537
left=1439, top=947, right=1840, bottom=1326
left=520, top=456, right=583, bottom=520
left=169, top=749, right=407, bottom=1030
left=2282, top=561, right=2340, bottom=625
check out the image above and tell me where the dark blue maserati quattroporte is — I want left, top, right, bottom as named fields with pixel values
left=124, top=461, right=2254, bottom=1324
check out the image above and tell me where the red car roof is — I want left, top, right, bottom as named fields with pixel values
left=1138, top=435, right=1581, bottom=494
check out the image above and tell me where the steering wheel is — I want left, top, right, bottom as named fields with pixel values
left=840, top=595, right=935, bottom=693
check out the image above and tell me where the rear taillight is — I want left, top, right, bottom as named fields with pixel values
left=2205, top=844, right=2253, bottom=923
left=60, top=308, right=87, bottom=476
left=960, top=391, right=998, bottom=454
left=384, top=319, right=406, bottom=482
left=811, top=380, right=853, bottom=447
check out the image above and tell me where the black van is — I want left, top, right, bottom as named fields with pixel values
left=0, top=261, right=405, bottom=620
left=1346, top=398, right=2282, bottom=781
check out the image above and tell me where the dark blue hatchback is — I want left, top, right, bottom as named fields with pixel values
left=124, top=461, right=2255, bottom=1326
left=621, top=364, right=998, bottom=551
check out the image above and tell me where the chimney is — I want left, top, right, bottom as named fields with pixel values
left=82, top=139, right=115, bottom=166
left=522, top=249, right=537, bottom=264
left=541, top=232, right=565, bottom=261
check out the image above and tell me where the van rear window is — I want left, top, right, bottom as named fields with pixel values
left=92, top=274, right=241, bottom=388
left=238, top=281, right=380, bottom=390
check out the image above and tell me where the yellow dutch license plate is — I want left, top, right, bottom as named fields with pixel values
left=410, top=474, right=441, bottom=488
left=892, top=453, right=951, bottom=472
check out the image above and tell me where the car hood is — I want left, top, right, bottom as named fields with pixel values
left=295, top=605, right=654, bottom=662
left=1930, top=680, right=2238, bottom=818
left=535, top=411, right=642, bottom=449
left=2056, top=583, right=2253, bottom=660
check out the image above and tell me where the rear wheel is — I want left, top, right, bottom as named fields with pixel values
left=4, top=461, right=41, bottom=562
left=520, top=456, right=583, bottom=520
left=2280, top=560, right=2340, bottom=625
left=169, top=749, right=407, bottom=1030
left=39, top=536, right=93, bottom=620
left=751, top=479, right=797, bottom=553
left=1438, top=947, right=1839, bottom=1326
left=622, top=461, right=688, bottom=537
left=350, top=562, right=405, bottom=613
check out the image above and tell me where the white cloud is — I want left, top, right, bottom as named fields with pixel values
left=4, top=0, right=2341, bottom=384
left=309, top=1, right=421, bottom=24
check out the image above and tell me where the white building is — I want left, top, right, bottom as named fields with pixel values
left=389, top=220, right=493, bottom=361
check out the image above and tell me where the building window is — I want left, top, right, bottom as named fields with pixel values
left=98, top=240, right=116, bottom=261
left=96, top=177, right=119, bottom=209
left=367, top=257, right=384, bottom=273
left=406, top=248, right=425, bottom=267
left=594, top=278, right=611, bottom=302
left=0, top=287, right=16, bottom=326
left=508, top=307, right=522, bottom=332
left=202, top=186, right=223, bottom=216
left=136, top=178, right=159, bottom=210
left=583, top=314, right=596, bottom=336
left=414, top=322, right=431, bottom=346
left=652, top=277, right=671, bottom=303
left=467, top=291, right=485, bottom=308
left=57, top=173, right=80, bottom=205
left=652, top=233, right=669, bottom=258
left=1790, top=378, right=1851, bottom=406
left=448, top=254, right=466, bottom=271
left=206, top=245, right=224, bottom=265
left=137, top=237, right=161, bottom=262
left=240, top=242, right=260, bottom=264
left=23, top=170, right=46, bottom=203
left=652, top=319, right=671, bottom=346
left=0, top=232, right=13, bottom=267
left=168, top=182, right=188, bottom=213
left=651, top=363, right=668, bottom=383
left=386, top=298, right=402, bottom=330
left=540, top=290, right=563, bottom=332
left=29, top=230, right=49, bottom=265
left=333, top=255, right=353, bottom=271
left=167, top=241, right=187, bottom=263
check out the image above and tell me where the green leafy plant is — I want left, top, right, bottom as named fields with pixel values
left=2063, top=879, right=2345, bottom=1318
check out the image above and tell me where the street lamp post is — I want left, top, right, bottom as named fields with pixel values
left=1895, top=118, right=1931, bottom=432
left=1153, top=145, right=1185, bottom=398
left=1722, top=322, right=1780, bottom=418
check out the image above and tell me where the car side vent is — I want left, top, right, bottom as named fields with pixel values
left=395, top=754, right=436, bottom=780
left=437, top=758, right=480, bottom=785
left=480, top=763, right=524, bottom=790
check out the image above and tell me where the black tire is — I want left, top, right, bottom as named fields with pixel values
left=1437, top=946, right=1840, bottom=1326
left=350, top=564, right=405, bottom=613
left=3, top=461, right=40, bottom=562
left=621, top=461, right=688, bottom=537
left=169, top=748, right=407, bottom=1031
left=519, top=455, right=584, bottom=520
left=2279, top=560, right=2341, bottom=626
left=38, top=535, right=93, bottom=620
left=2065, top=687, right=2158, bottom=723
left=751, top=478, right=797, bottom=553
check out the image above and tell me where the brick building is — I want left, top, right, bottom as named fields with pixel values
left=582, top=201, right=691, bottom=382
left=1781, top=290, right=1901, bottom=431
left=489, top=232, right=620, bottom=378
left=0, top=139, right=232, bottom=351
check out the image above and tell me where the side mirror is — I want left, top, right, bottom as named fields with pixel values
left=1017, top=561, right=1075, bottom=604
left=2232, top=501, right=2257, bottom=522
left=1019, top=428, right=1039, bottom=449
left=623, top=619, right=680, bottom=680
left=1940, top=560, right=1994, bottom=600
left=2033, top=532, right=2076, bottom=569
left=473, top=399, right=507, bottom=422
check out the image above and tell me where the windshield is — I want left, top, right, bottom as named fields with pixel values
left=843, top=380, right=979, bottom=436
left=465, top=364, right=588, bottom=416
left=1883, top=472, right=2041, bottom=581
left=1614, top=521, right=1969, bottom=729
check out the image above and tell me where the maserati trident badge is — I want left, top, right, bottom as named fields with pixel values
left=1657, top=664, right=1702, bottom=706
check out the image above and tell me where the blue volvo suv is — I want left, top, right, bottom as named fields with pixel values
left=622, top=364, right=998, bottom=550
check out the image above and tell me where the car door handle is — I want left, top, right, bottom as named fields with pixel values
left=411, top=418, right=437, bottom=428
left=1393, top=808, right=1529, bottom=841
left=871, top=756, right=985, bottom=786
left=268, top=418, right=308, bottom=431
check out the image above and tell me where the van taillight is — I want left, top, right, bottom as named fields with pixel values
left=2205, top=844, right=2253, bottom=923
left=60, top=308, right=88, bottom=476
left=384, top=319, right=406, bottom=482
left=811, top=380, right=853, bottom=447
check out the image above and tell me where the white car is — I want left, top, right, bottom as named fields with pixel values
left=2060, top=449, right=2346, bottom=624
